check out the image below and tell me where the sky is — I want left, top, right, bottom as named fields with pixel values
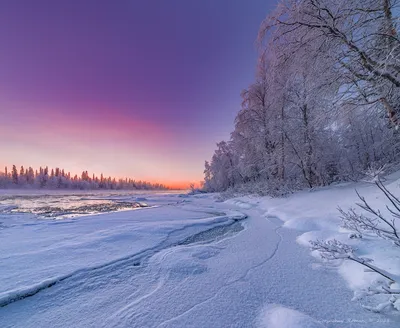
left=0, top=0, right=275, bottom=188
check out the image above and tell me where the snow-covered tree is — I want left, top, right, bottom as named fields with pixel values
left=203, top=0, right=400, bottom=194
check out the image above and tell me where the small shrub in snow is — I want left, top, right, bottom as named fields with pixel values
left=339, top=179, right=400, bottom=247
left=310, top=239, right=400, bottom=312
left=311, top=180, right=400, bottom=312
left=310, top=240, right=396, bottom=282
left=348, top=232, right=362, bottom=239
left=363, top=164, right=388, bottom=183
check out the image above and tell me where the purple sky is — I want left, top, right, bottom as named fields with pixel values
left=0, top=0, right=275, bottom=187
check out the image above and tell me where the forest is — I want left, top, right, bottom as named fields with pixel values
left=0, top=165, right=168, bottom=190
left=204, top=0, right=400, bottom=195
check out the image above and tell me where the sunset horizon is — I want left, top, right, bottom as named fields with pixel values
left=0, top=162, right=191, bottom=190
left=0, top=0, right=270, bottom=187
left=2, top=1, right=400, bottom=326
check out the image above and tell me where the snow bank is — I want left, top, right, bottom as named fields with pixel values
left=2, top=190, right=398, bottom=327
left=0, top=197, right=246, bottom=306
left=256, top=305, right=326, bottom=328
left=229, top=177, right=400, bottom=312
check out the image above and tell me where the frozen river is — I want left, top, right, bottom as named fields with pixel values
left=0, top=189, right=398, bottom=327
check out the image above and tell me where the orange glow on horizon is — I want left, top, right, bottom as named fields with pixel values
left=0, top=102, right=207, bottom=187
left=0, top=162, right=197, bottom=191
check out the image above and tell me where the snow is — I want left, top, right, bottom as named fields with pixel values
left=0, top=203, right=244, bottom=308
left=234, top=179, right=400, bottom=314
left=257, top=305, right=326, bottom=328
left=0, top=186, right=399, bottom=327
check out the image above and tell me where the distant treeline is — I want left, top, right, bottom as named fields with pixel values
left=0, top=165, right=169, bottom=190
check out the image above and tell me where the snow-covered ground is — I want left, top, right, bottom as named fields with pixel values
left=0, top=184, right=399, bottom=327
left=226, top=175, right=400, bottom=310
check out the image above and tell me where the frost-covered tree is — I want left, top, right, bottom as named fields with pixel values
left=259, top=0, right=400, bottom=127
left=204, top=0, right=400, bottom=194
left=26, top=167, right=35, bottom=185
left=11, top=165, right=18, bottom=185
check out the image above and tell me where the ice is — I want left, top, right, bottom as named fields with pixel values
left=0, top=193, right=149, bottom=219
left=0, top=188, right=399, bottom=327
left=0, top=193, right=245, bottom=309
left=0, top=205, right=17, bottom=213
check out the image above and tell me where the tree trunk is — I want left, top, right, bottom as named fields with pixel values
left=381, top=97, right=399, bottom=128
left=280, top=103, right=285, bottom=180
